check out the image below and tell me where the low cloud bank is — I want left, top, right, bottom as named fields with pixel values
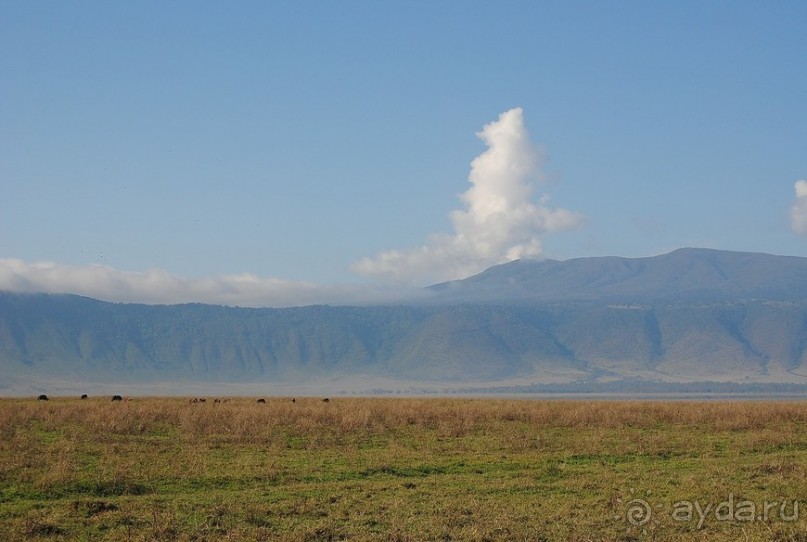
left=0, top=259, right=424, bottom=307
left=353, top=108, right=584, bottom=283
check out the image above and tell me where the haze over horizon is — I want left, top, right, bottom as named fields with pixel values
left=2, top=2, right=805, bottom=306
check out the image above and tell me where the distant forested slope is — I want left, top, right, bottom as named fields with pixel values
left=2, top=294, right=806, bottom=387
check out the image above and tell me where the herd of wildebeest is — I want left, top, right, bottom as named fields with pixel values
left=34, top=394, right=327, bottom=403
left=36, top=394, right=127, bottom=402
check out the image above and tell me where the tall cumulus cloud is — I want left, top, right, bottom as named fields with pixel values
left=791, top=180, right=807, bottom=236
left=352, top=108, right=584, bottom=283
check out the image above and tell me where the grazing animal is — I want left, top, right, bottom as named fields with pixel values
left=291, top=398, right=296, bottom=403
left=213, top=398, right=221, bottom=404
left=322, top=398, right=330, bottom=403
left=111, top=395, right=123, bottom=402
left=80, top=394, right=88, bottom=399
left=37, top=394, right=49, bottom=401
left=199, top=398, right=206, bottom=403
left=189, top=398, right=198, bottom=404
left=256, top=398, right=266, bottom=404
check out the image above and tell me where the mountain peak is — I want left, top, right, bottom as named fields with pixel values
left=427, top=248, right=807, bottom=304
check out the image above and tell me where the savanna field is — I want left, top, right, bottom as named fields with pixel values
left=1, top=397, right=806, bottom=541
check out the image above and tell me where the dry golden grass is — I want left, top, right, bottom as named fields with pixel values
left=1, top=397, right=806, bottom=541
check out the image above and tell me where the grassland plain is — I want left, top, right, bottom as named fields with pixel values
left=0, top=397, right=806, bottom=542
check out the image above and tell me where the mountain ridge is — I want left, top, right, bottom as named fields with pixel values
left=2, top=248, right=807, bottom=394
left=428, top=247, right=807, bottom=304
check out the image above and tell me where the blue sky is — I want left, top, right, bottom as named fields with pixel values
left=2, top=1, right=806, bottom=305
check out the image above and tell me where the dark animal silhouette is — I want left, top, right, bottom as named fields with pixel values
left=199, top=398, right=206, bottom=403
left=291, top=398, right=296, bottom=403
left=256, top=398, right=266, bottom=404
left=37, top=394, right=49, bottom=401
left=322, top=398, right=330, bottom=403
left=213, top=398, right=221, bottom=404
left=80, top=394, right=88, bottom=399
left=111, top=395, right=123, bottom=402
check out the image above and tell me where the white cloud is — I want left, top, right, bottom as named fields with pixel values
left=352, top=108, right=584, bottom=283
left=0, top=259, right=424, bottom=307
left=791, top=180, right=807, bottom=236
